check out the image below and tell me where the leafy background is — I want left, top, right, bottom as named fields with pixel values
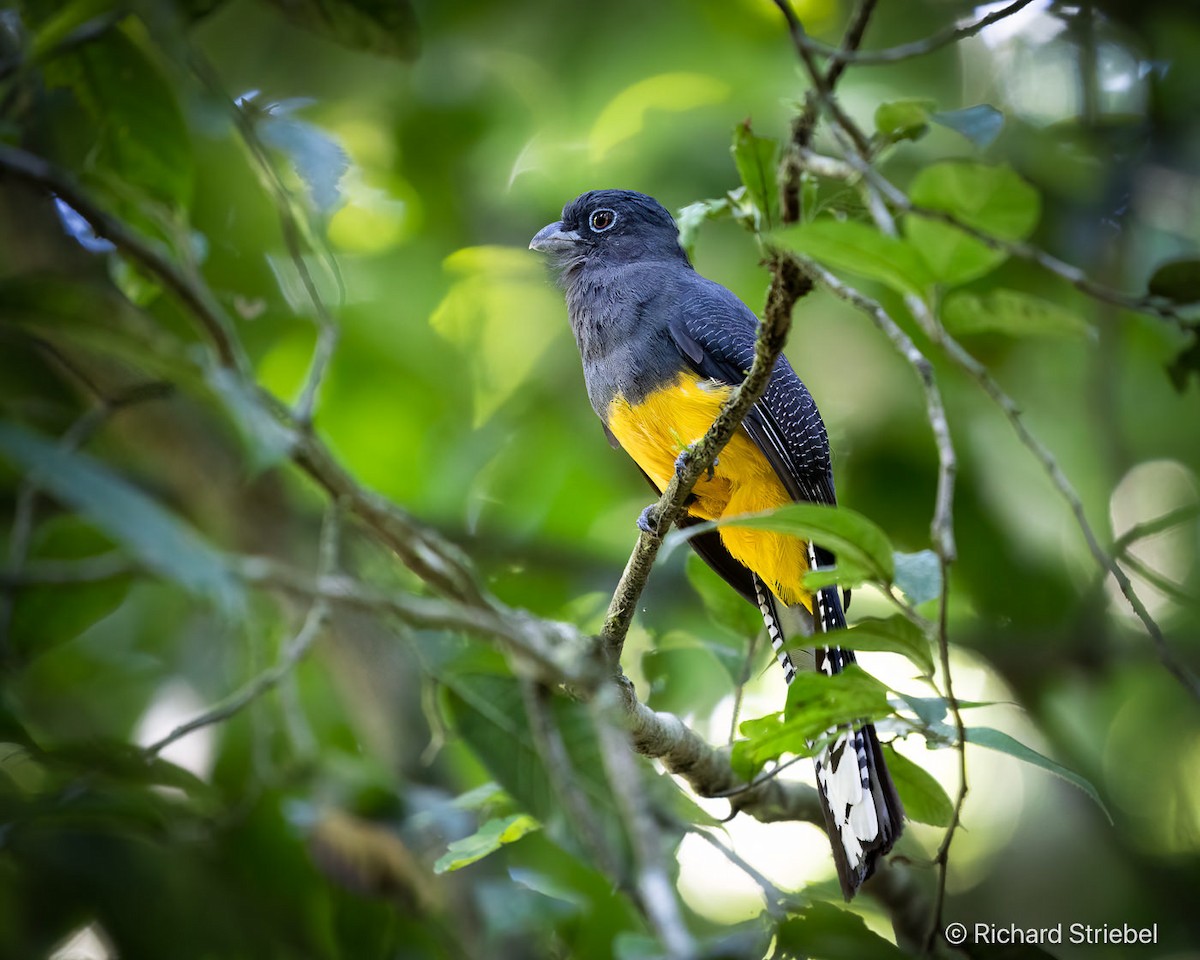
left=1, top=0, right=1199, bottom=958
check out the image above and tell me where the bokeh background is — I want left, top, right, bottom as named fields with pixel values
left=1, top=0, right=1199, bottom=957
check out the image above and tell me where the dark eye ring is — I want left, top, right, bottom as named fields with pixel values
left=590, top=208, right=616, bottom=232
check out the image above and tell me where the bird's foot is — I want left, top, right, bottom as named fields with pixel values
left=675, top=445, right=718, bottom=480
left=637, top=504, right=659, bottom=535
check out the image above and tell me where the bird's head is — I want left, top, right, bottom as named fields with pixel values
left=529, top=190, right=689, bottom=277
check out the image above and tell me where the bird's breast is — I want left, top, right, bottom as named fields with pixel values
left=606, top=373, right=812, bottom=608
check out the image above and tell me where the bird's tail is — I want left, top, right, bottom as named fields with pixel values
left=752, top=550, right=904, bottom=901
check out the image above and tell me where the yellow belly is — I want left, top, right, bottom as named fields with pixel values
left=606, top=374, right=812, bottom=610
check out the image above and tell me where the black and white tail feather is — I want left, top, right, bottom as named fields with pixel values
left=752, top=545, right=904, bottom=900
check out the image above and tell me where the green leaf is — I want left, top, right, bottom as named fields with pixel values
left=1147, top=258, right=1200, bottom=304
left=437, top=652, right=629, bottom=863
left=965, top=727, right=1112, bottom=822
left=874, top=98, right=935, bottom=142
left=206, top=363, right=296, bottom=473
left=797, top=615, right=934, bottom=677
left=897, top=694, right=995, bottom=730
left=642, top=636, right=731, bottom=718
left=731, top=120, right=779, bottom=229
left=932, top=104, right=1005, bottom=149
left=433, top=813, right=540, bottom=873
left=0, top=423, right=242, bottom=612
left=906, top=161, right=1040, bottom=286
left=263, top=0, right=420, bottom=60
left=881, top=744, right=953, bottom=826
left=776, top=901, right=911, bottom=960
left=45, top=28, right=193, bottom=210
left=892, top=549, right=942, bottom=605
left=774, top=219, right=935, bottom=298
left=686, top=553, right=762, bottom=640
left=430, top=246, right=565, bottom=426
left=29, top=0, right=120, bottom=60
left=942, top=289, right=1092, bottom=339
left=676, top=197, right=732, bottom=259
left=588, top=72, right=729, bottom=162
left=731, top=666, right=893, bottom=779
left=672, top=502, right=895, bottom=584
left=1166, top=335, right=1200, bottom=393
left=8, top=516, right=131, bottom=656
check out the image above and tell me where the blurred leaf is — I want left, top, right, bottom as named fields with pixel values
left=452, top=781, right=508, bottom=810
left=906, top=161, right=1040, bottom=286
left=433, top=813, right=540, bottom=873
left=108, top=256, right=163, bottom=308
left=0, top=423, right=242, bottom=612
left=942, top=289, right=1091, bottom=339
left=880, top=743, right=952, bottom=826
left=1166, top=335, right=1200, bottom=393
left=673, top=502, right=894, bottom=584
left=732, top=666, right=893, bottom=779
left=932, top=104, right=1005, bottom=149
left=731, top=120, right=779, bottom=229
left=29, top=0, right=119, bottom=62
left=1147, top=258, right=1200, bottom=304
left=263, top=0, right=420, bottom=60
left=259, top=110, right=350, bottom=214
left=589, top=72, right=729, bottom=162
left=642, top=636, right=731, bottom=718
left=686, top=553, right=761, bottom=640
left=892, top=549, right=941, bottom=605
left=205, top=364, right=296, bottom=473
left=676, top=196, right=732, bottom=259
left=792, top=616, right=933, bottom=677
left=776, top=900, right=910, bottom=959
left=874, top=98, right=935, bottom=142
left=309, top=808, right=436, bottom=909
left=8, top=517, right=131, bottom=656
left=897, top=694, right=995, bottom=730
left=774, top=219, right=934, bottom=297
left=430, top=246, right=563, bottom=426
left=438, top=651, right=628, bottom=865
left=44, top=27, right=192, bottom=210
left=966, top=727, right=1111, bottom=822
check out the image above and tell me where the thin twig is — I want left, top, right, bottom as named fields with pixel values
left=798, top=0, right=1037, bottom=66
left=1111, top=504, right=1200, bottom=555
left=189, top=52, right=341, bottom=426
left=0, top=380, right=172, bottom=657
left=787, top=25, right=1199, bottom=700
left=145, top=503, right=343, bottom=755
left=924, top=558, right=965, bottom=952
left=599, top=253, right=810, bottom=664
left=519, top=679, right=623, bottom=879
left=788, top=255, right=957, bottom=561
left=592, top=686, right=697, bottom=960
left=687, top=825, right=791, bottom=918
left=795, top=148, right=1196, bottom=331
left=1116, top=552, right=1197, bottom=606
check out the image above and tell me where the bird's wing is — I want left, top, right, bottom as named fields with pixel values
left=665, top=274, right=839, bottom=518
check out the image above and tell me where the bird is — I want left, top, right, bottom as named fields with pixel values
left=529, top=189, right=903, bottom=899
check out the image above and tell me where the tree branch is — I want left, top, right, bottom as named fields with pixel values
left=598, top=253, right=811, bottom=664
left=799, top=0, right=1037, bottom=66
left=145, top=501, right=342, bottom=755
left=0, top=144, right=251, bottom=373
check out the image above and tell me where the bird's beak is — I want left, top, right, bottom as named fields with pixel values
left=529, top=220, right=582, bottom=253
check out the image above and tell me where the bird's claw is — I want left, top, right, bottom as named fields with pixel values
left=675, top=447, right=718, bottom=480
left=637, top=504, right=658, bottom=535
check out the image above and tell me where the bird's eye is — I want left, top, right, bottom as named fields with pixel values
left=589, top=208, right=616, bottom=232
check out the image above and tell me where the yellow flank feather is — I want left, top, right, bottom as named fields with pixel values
left=606, top=374, right=812, bottom=611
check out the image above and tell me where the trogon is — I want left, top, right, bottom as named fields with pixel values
left=530, top=189, right=903, bottom=899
